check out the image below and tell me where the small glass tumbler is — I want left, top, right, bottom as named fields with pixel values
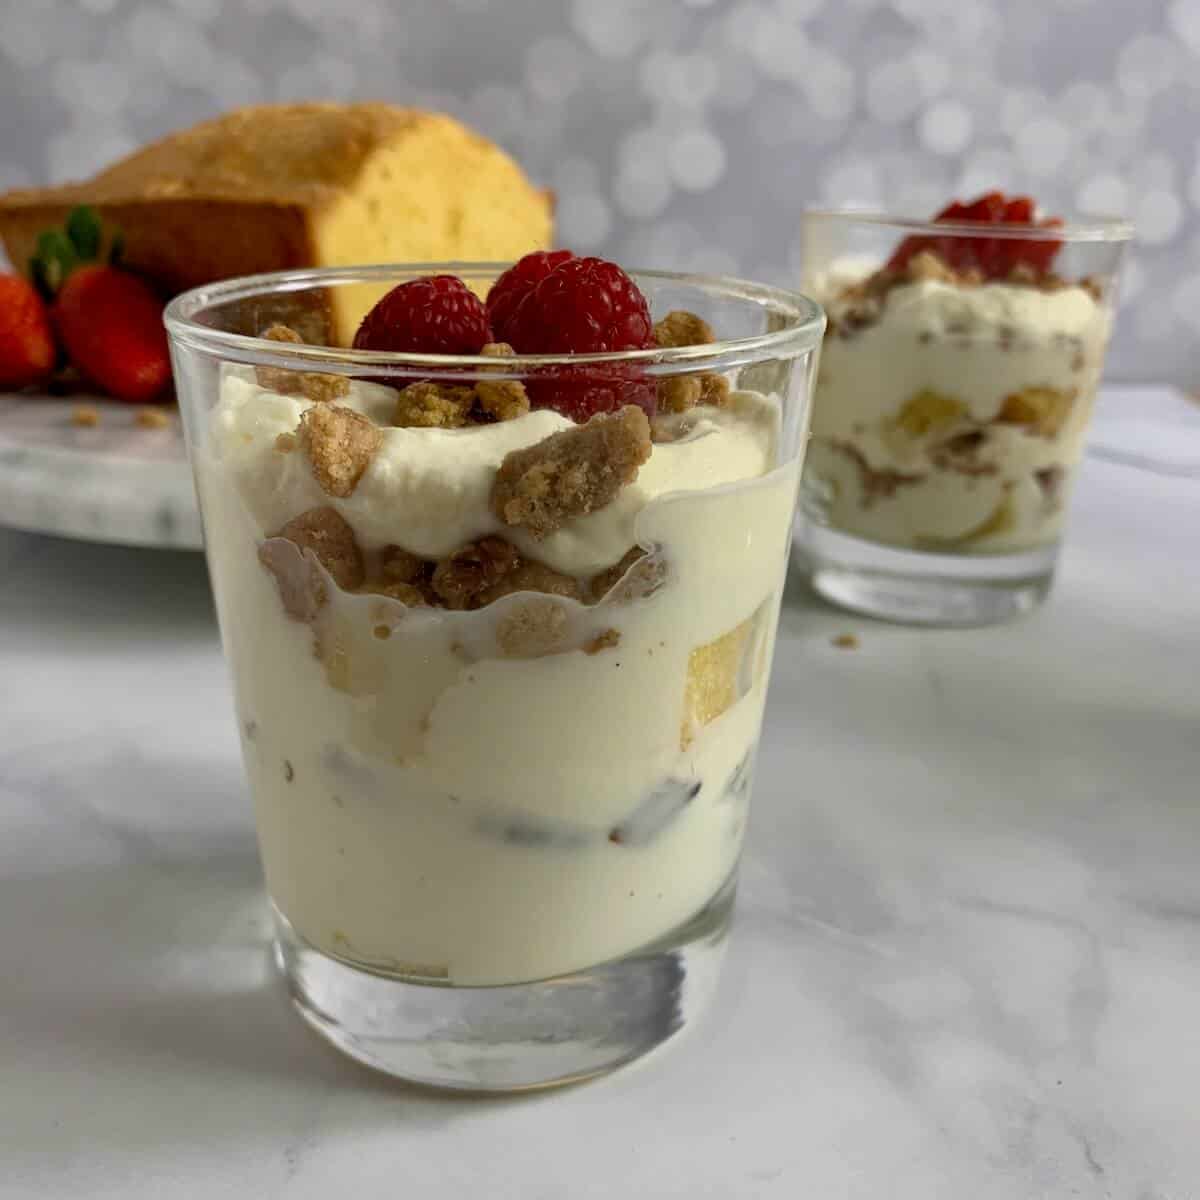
left=166, top=265, right=823, bottom=1091
left=797, top=210, right=1131, bottom=625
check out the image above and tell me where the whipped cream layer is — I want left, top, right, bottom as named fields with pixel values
left=215, top=370, right=776, bottom=575
left=198, top=371, right=798, bottom=985
left=806, top=270, right=1111, bottom=553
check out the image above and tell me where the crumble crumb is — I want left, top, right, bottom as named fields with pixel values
left=657, top=375, right=703, bottom=414
left=653, top=310, right=714, bottom=347
left=274, top=506, right=365, bottom=592
left=477, top=560, right=584, bottom=605
left=256, top=323, right=350, bottom=402
left=832, top=632, right=859, bottom=650
left=491, top=405, right=652, bottom=539
left=475, top=342, right=531, bottom=422
left=907, top=249, right=982, bottom=286
left=700, top=372, right=731, bottom=406
left=275, top=431, right=297, bottom=453
left=298, top=403, right=383, bottom=498
left=371, top=580, right=429, bottom=606
left=262, top=322, right=302, bottom=344
left=590, top=546, right=667, bottom=603
left=495, top=598, right=569, bottom=658
left=431, top=536, right=521, bottom=609
left=135, top=406, right=171, bottom=429
left=393, top=381, right=476, bottom=428
left=296, top=371, right=352, bottom=404
left=584, top=628, right=621, bottom=655
left=379, top=544, right=427, bottom=585
left=71, top=404, right=99, bottom=427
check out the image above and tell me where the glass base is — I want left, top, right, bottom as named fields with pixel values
left=271, top=875, right=735, bottom=1092
left=799, top=524, right=1056, bottom=627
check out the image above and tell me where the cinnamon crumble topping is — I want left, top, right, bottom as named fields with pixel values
left=274, top=506, right=364, bottom=591
left=491, top=405, right=652, bottom=539
left=431, top=537, right=521, bottom=609
left=298, top=403, right=383, bottom=498
left=379, top=544, right=427, bottom=586
left=653, top=310, right=715, bottom=348
left=651, top=310, right=730, bottom=414
left=393, top=381, right=476, bottom=429
left=657, top=375, right=702, bottom=414
left=478, top=560, right=584, bottom=606
left=700, top=372, right=731, bottom=406
left=475, top=342, right=531, bottom=422
left=256, top=323, right=350, bottom=402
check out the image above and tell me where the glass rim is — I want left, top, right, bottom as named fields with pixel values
left=164, top=263, right=826, bottom=376
left=803, top=208, right=1134, bottom=244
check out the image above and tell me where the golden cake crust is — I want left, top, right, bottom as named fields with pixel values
left=0, top=103, right=554, bottom=338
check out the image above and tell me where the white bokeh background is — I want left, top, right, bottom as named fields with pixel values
left=1, top=0, right=1197, bottom=383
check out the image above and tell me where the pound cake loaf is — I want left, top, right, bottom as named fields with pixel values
left=0, top=102, right=553, bottom=342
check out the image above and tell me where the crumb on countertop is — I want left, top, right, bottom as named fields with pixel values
left=71, top=405, right=100, bottom=427
left=135, top=406, right=171, bottom=429
left=832, top=632, right=860, bottom=650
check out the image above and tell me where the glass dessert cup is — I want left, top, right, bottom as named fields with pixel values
left=798, top=210, right=1131, bottom=626
left=166, top=265, right=823, bottom=1091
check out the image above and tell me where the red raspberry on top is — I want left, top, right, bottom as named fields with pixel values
left=486, top=249, right=576, bottom=345
left=353, top=275, right=492, bottom=355
left=888, top=191, right=1063, bottom=279
left=500, top=255, right=657, bottom=422
left=504, top=256, right=655, bottom=355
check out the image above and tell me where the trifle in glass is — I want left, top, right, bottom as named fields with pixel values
left=798, top=196, right=1131, bottom=625
left=166, top=256, right=822, bottom=1090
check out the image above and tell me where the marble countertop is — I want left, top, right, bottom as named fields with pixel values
left=2, top=446, right=1198, bottom=1198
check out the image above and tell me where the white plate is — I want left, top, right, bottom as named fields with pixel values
left=0, top=393, right=203, bottom=550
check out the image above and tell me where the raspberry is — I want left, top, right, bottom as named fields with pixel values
left=528, top=363, right=656, bottom=423
left=505, top=256, right=655, bottom=355
left=501, top=256, right=656, bottom=421
left=353, top=275, right=492, bottom=355
left=486, top=250, right=575, bottom=345
left=888, top=192, right=1063, bottom=279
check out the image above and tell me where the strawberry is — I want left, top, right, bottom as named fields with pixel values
left=31, top=206, right=170, bottom=403
left=887, top=191, right=1063, bottom=279
left=54, top=266, right=171, bottom=402
left=0, top=274, right=56, bottom=390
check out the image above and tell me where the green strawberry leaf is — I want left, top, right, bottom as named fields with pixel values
left=32, top=230, right=78, bottom=295
left=65, top=206, right=102, bottom=260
